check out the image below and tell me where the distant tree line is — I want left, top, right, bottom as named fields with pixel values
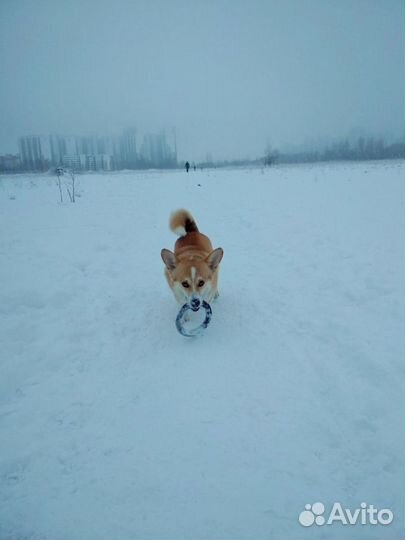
left=264, top=144, right=279, bottom=166
left=278, top=137, right=405, bottom=164
left=2, top=135, right=404, bottom=174
left=196, top=136, right=405, bottom=171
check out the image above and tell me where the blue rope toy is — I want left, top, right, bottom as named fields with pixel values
left=176, top=301, right=212, bottom=337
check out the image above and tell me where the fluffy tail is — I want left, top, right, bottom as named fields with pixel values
left=169, top=209, right=199, bottom=237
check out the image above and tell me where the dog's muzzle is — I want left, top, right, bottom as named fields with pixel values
left=190, top=298, right=201, bottom=311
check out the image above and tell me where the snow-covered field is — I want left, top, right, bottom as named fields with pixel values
left=1, top=161, right=404, bottom=540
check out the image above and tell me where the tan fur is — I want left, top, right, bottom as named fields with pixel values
left=161, top=209, right=224, bottom=306
left=169, top=209, right=197, bottom=236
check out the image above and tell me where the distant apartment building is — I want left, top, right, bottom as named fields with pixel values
left=62, top=154, right=82, bottom=171
left=140, top=130, right=177, bottom=168
left=19, top=135, right=45, bottom=170
left=19, top=134, right=63, bottom=170
left=119, top=128, right=137, bottom=169
left=16, top=127, right=177, bottom=172
left=49, top=135, right=66, bottom=166
left=18, top=134, right=113, bottom=172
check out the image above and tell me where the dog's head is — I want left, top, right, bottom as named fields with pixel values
left=161, top=247, right=223, bottom=309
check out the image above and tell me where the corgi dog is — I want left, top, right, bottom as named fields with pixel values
left=161, top=209, right=224, bottom=310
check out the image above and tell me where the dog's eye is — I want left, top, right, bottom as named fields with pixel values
left=182, top=281, right=190, bottom=288
left=198, top=280, right=205, bottom=287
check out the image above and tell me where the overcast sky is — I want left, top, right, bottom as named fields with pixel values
left=0, top=0, right=404, bottom=161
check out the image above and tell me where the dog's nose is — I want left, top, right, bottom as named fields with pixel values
left=190, top=298, right=201, bottom=310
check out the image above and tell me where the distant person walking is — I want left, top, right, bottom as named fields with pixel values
left=185, top=161, right=190, bottom=173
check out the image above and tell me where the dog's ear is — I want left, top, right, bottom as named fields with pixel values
left=206, top=247, right=223, bottom=271
left=161, top=249, right=177, bottom=271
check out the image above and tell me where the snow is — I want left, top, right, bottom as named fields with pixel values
left=1, top=161, right=404, bottom=540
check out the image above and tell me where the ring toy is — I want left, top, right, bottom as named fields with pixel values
left=176, top=301, right=212, bottom=337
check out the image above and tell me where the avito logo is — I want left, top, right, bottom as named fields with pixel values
left=298, top=502, right=393, bottom=527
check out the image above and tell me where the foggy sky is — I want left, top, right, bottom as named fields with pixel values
left=0, top=0, right=404, bottom=161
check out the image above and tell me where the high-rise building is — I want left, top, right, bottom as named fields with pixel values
left=17, top=126, right=177, bottom=171
left=77, top=135, right=97, bottom=156
left=18, top=135, right=52, bottom=170
left=140, top=130, right=177, bottom=168
left=49, top=135, right=66, bottom=166
left=119, top=128, right=137, bottom=168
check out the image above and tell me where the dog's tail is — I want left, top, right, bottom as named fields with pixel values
left=169, top=209, right=199, bottom=236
